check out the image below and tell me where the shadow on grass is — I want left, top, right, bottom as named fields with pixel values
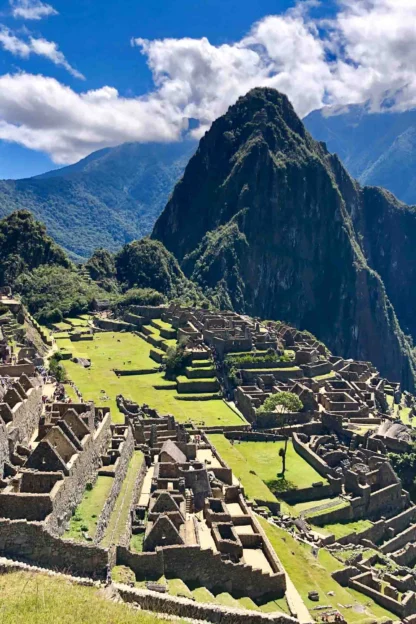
left=267, top=477, right=298, bottom=494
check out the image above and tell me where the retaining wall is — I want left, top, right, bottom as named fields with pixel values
left=0, top=519, right=108, bottom=578
left=94, top=428, right=135, bottom=544
left=117, top=544, right=285, bottom=600
left=117, top=584, right=296, bottom=624
left=292, top=432, right=333, bottom=478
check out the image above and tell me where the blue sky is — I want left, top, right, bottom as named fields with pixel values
left=0, top=0, right=296, bottom=177
left=0, top=0, right=413, bottom=178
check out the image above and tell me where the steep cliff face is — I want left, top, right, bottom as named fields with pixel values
left=153, top=88, right=416, bottom=389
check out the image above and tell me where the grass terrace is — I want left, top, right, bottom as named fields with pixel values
left=207, top=435, right=278, bottom=504
left=128, top=572, right=290, bottom=614
left=0, top=570, right=179, bottom=624
left=314, top=370, right=337, bottom=381
left=102, top=450, right=144, bottom=547
left=53, top=321, right=72, bottom=331
left=63, top=475, right=114, bottom=542
left=234, top=440, right=328, bottom=493
left=65, top=317, right=90, bottom=327
left=63, top=332, right=244, bottom=426
left=311, top=518, right=373, bottom=539
left=259, top=518, right=395, bottom=623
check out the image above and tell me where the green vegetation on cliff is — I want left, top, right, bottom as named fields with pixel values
left=0, top=210, right=70, bottom=286
left=0, top=210, right=108, bottom=323
left=153, top=87, right=416, bottom=390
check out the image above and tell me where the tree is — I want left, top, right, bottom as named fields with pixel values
left=261, top=392, right=303, bottom=414
left=257, top=392, right=303, bottom=478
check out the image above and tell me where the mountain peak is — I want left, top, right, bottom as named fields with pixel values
left=213, top=87, right=308, bottom=147
left=153, top=88, right=416, bottom=390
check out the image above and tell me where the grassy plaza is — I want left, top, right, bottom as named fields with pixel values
left=61, top=331, right=244, bottom=427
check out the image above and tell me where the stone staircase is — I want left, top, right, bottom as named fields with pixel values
left=185, top=489, right=194, bottom=514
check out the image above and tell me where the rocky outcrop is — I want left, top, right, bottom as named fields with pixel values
left=153, top=88, right=416, bottom=389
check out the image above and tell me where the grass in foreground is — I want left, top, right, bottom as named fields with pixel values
left=236, top=440, right=328, bottom=492
left=64, top=332, right=243, bottom=426
left=258, top=518, right=395, bottom=623
left=63, top=476, right=114, bottom=542
left=0, top=570, right=178, bottom=624
left=102, top=451, right=144, bottom=547
left=208, top=435, right=278, bottom=504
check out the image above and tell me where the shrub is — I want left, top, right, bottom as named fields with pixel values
left=49, top=353, right=67, bottom=382
left=164, top=342, right=191, bottom=380
left=116, top=288, right=166, bottom=308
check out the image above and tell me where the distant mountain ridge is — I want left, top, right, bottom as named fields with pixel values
left=304, top=104, right=416, bottom=205
left=0, top=140, right=196, bottom=261
left=153, top=87, right=416, bottom=390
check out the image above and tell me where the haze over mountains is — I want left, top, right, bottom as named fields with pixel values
left=304, top=104, right=416, bottom=206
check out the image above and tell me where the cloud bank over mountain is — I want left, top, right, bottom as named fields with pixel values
left=1, top=0, right=416, bottom=163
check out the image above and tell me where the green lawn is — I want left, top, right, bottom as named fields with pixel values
left=235, top=440, right=328, bottom=492
left=314, top=371, right=337, bottom=381
left=0, top=570, right=183, bottom=624
left=312, top=518, right=373, bottom=539
left=53, top=321, right=72, bottom=331
left=66, top=317, right=89, bottom=327
left=208, top=435, right=278, bottom=504
left=102, top=451, right=144, bottom=547
left=259, top=518, right=395, bottom=623
left=63, top=476, right=114, bottom=541
left=64, top=384, right=78, bottom=402
left=130, top=531, right=145, bottom=553
left=64, top=332, right=243, bottom=426
left=150, top=319, right=173, bottom=331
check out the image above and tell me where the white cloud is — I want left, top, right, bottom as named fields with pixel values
left=0, top=27, right=84, bottom=79
left=10, top=0, right=57, bottom=20
left=0, top=73, right=186, bottom=163
left=29, top=37, right=85, bottom=79
left=0, top=0, right=415, bottom=163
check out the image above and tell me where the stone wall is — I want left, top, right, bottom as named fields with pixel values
left=94, top=427, right=135, bottom=544
left=385, top=506, right=416, bottom=534
left=95, top=318, right=134, bottom=332
left=5, top=384, right=42, bottom=447
left=119, top=455, right=147, bottom=549
left=177, top=378, right=219, bottom=393
left=123, top=312, right=145, bottom=328
left=162, top=545, right=285, bottom=599
left=0, top=417, right=8, bottom=476
left=117, top=544, right=285, bottom=600
left=348, top=574, right=415, bottom=619
left=117, top=584, right=296, bottom=624
left=0, top=519, right=108, bottom=578
left=336, top=519, right=385, bottom=546
left=308, top=504, right=354, bottom=528
left=47, top=413, right=112, bottom=535
left=292, top=433, right=333, bottom=478
left=279, top=482, right=334, bottom=504
left=0, top=363, right=35, bottom=376
left=117, top=547, right=164, bottom=579
left=381, top=524, right=416, bottom=554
